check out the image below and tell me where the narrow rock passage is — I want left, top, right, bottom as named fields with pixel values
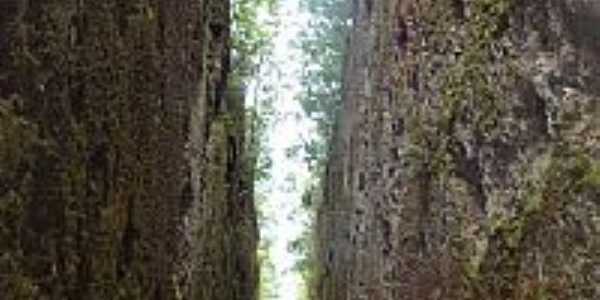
left=3, top=1, right=600, bottom=300
left=252, top=0, right=314, bottom=299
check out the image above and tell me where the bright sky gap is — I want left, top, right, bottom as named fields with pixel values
left=248, top=0, right=314, bottom=299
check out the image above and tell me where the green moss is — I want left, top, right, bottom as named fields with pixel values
left=440, top=0, right=515, bottom=135
left=545, top=148, right=600, bottom=198
left=470, top=147, right=600, bottom=298
left=490, top=149, right=598, bottom=248
left=0, top=100, right=37, bottom=260
left=574, top=155, right=600, bottom=191
left=406, top=0, right=517, bottom=185
left=3, top=273, right=37, bottom=299
left=0, top=100, right=37, bottom=166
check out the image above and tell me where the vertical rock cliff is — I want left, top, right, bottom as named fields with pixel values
left=0, top=1, right=257, bottom=299
left=318, top=0, right=600, bottom=299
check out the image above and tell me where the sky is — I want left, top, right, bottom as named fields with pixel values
left=251, top=0, right=314, bottom=299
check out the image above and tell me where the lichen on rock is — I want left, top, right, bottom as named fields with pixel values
left=317, top=0, right=600, bottom=299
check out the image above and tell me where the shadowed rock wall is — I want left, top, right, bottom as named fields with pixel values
left=0, top=1, right=257, bottom=299
left=318, top=1, right=600, bottom=299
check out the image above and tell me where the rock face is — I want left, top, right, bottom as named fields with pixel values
left=318, top=0, right=600, bottom=299
left=0, top=1, right=257, bottom=299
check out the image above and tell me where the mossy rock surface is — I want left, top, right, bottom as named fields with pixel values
left=317, top=0, right=600, bottom=299
left=0, top=1, right=257, bottom=299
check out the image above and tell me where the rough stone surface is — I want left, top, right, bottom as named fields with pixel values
left=317, top=1, right=600, bottom=299
left=0, top=1, right=257, bottom=299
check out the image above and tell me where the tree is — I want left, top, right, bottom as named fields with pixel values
left=230, top=1, right=280, bottom=299
left=289, top=0, right=351, bottom=298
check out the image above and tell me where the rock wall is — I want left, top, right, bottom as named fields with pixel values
left=318, top=0, right=600, bottom=299
left=0, top=1, right=257, bottom=299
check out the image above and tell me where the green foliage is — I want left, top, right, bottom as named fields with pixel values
left=246, top=104, right=274, bottom=183
left=294, top=0, right=350, bottom=166
left=232, top=0, right=278, bottom=79
left=257, top=237, right=279, bottom=300
left=287, top=1, right=351, bottom=299
left=231, top=0, right=277, bottom=184
left=231, top=2, right=279, bottom=300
